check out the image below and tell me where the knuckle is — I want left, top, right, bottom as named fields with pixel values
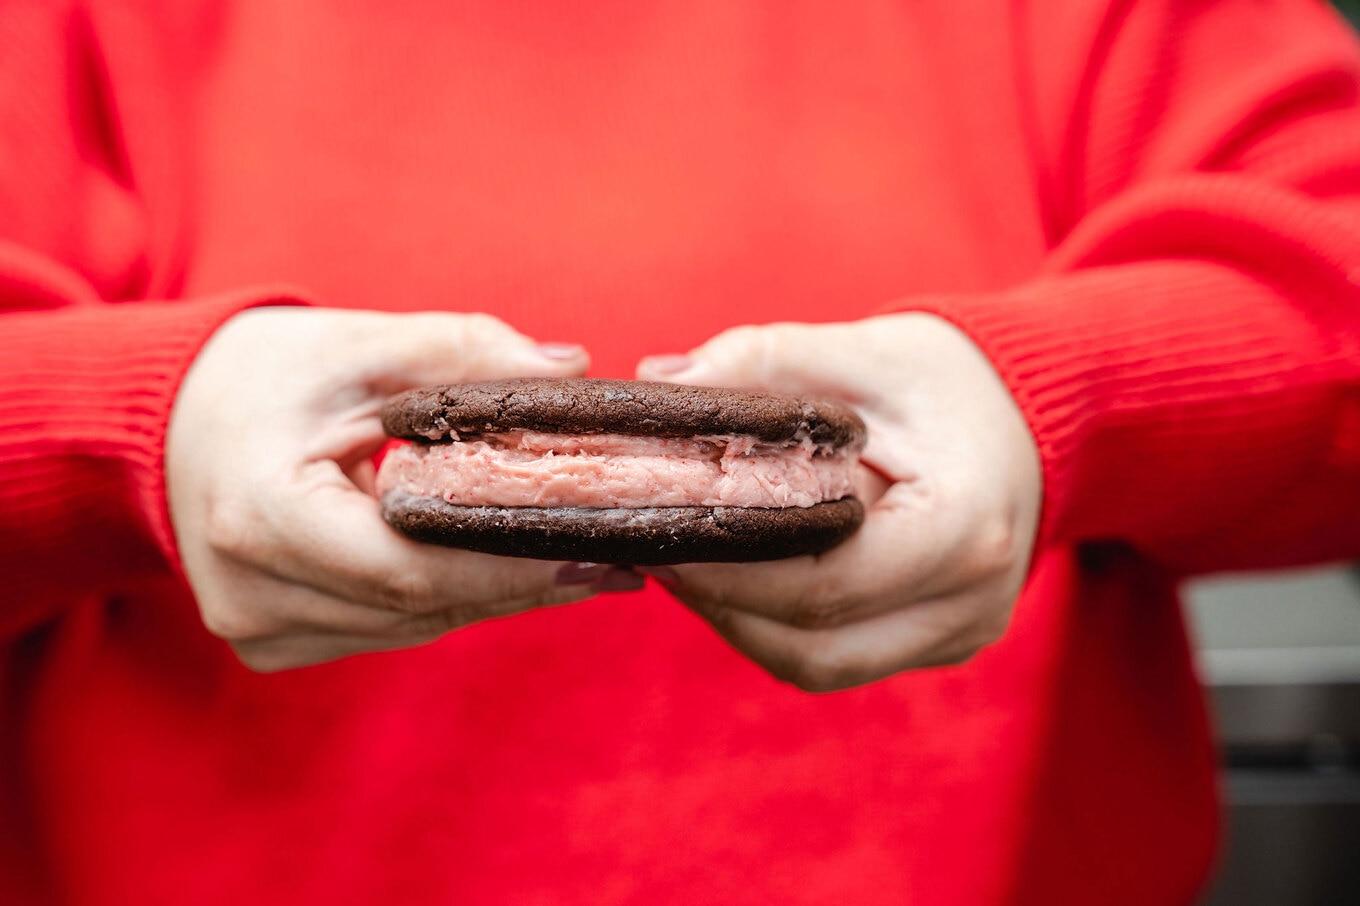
left=372, top=568, right=436, bottom=613
left=750, top=329, right=783, bottom=381
left=690, top=583, right=746, bottom=626
left=784, top=641, right=860, bottom=694
left=430, top=606, right=466, bottom=634
left=471, top=567, right=543, bottom=606
left=716, top=323, right=761, bottom=348
left=767, top=320, right=810, bottom=344
left=684, top=580, right=727, bottom=615
left=459, top=312, right=510, bottom=345
left=496, top=570, right=545, bottom=602
left=694, top=579, right=736, bottom=611
left=204, top=498, right=256, bottom=561
left=919, top=598, right=1014, bottom=669
left=689, top=595, right=736, bottom=631
left=706, top=324, right=764, bottom=364
left=961, top=515, right=1020, bottom=581
left=405, top=606, right=469, bottom=640
left=785, top=584, right=855, bottom=630
left=201, top=603, right=273, bottom=643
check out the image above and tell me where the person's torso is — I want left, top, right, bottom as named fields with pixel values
left=177, top=2, right=1047, bottom=374
left=5, top=4, right=1217, bottom=904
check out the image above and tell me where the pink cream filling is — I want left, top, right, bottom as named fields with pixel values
left=376, top=431, right=857, bottom=509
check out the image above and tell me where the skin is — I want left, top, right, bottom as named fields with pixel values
left=636, top=313, right=1042, bottom=692
left=166, top=308, right=634, bottom=672
left=168, top=309, right=1041, bottom=686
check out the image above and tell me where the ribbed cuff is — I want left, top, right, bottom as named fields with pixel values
left=0, top=287, right=311, bottom=571
left=888, top=260, right=1348, bottom=553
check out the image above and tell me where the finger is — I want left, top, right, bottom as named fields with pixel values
left=385, top=582, right=599, bottom=636
left=235, top=579, right=606, bottom=669
left=636, top=320, right=911, bottom=486
left=298, top=313, right=591, bottom=463
left=637, top=321, right=857, bottom=398
left=198, top=558, right=437, bottom=640
left=203, top=565, right=597, bottom=642
left=197, top=571, right=413, bottom=641
left=348, top=310, right=590, bottom=392
left=651, top=481, right=1004, bottom=629
left=231, top=631, right=421, bottom=673
left=692, top=590, right=1006, bottom=693
left=209, top=462, right=580, bottom=616
left=269, top=310, right=588, bottom=467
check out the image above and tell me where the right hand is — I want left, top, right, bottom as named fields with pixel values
left=166, top=307, right=620, bottom=672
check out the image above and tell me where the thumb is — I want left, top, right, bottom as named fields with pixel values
left=359, top=311, right=589, bottom=390
left=637, top=322, right=834, bottom=395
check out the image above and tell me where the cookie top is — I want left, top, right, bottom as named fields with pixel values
left=382, top=378, right=866, bottom=447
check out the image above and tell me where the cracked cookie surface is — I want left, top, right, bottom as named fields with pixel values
left=381, top=378, right=866, bottom=447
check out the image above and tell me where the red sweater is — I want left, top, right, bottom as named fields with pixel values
left=3, top=2, right=1360, bottom=903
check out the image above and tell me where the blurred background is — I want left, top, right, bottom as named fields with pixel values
left=1190, top=569, right=1359, bottom=903
left=1190, top=6, right=1360, bottom=902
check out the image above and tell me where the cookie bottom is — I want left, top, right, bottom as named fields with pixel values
left=381, top=493, right=865, bottom=564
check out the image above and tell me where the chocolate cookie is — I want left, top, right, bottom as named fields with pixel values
left=377, top=378, right=867, bottom=564
left=381, top=378, right=865, bottom=446
left=381, top=495, right=866, bottom=565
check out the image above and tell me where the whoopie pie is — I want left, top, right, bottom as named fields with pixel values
left=376, top=378, right=866, bottom=564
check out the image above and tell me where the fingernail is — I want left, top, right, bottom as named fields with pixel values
left=538, top=342, right=585, bottom=361
left=637, top=565, right=680, bottom=586
left=639, top=354, right=693, bottom=377
left=556, top=562, right=610, bottom=585
left=595, top=567, right=645, bottom=593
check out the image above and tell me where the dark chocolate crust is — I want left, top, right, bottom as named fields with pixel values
left=381, top=493, right=865, bottom=564
left=382, top=378, right=865, bottom=448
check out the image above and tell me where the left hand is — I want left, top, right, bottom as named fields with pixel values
left=636, top=313, right=1042, bottom=692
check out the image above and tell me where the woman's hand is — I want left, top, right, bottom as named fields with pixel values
left=637, top=313, right=1042, bottom=692
left=167, top=307, right=605, bottom=671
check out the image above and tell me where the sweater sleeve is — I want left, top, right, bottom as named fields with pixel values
left=0, top=5, right=307, bottom=635
left=896, top=0, right=1360, bottom=574
left=0, top=278, right=306, bottom=633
